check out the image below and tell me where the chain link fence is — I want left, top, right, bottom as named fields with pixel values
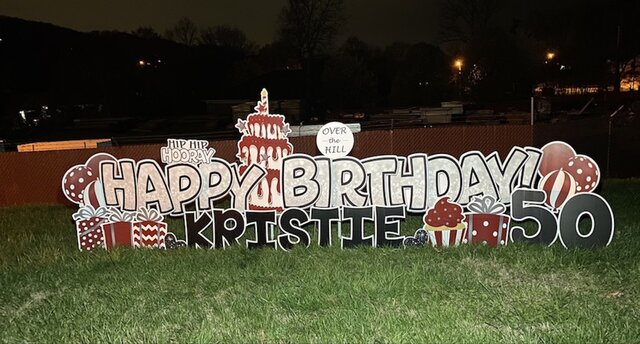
left=0, top=119, right=635, bottom=206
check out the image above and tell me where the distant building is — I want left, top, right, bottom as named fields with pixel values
left=533, top=84, right=602, bottom=96
left=620, top=55, right=639, bottom=92
left=532, top=55, right=640, bottom=95
left=203, top=99, right=302, bottom=124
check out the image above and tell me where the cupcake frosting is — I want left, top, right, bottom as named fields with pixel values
left=423, top=197, right=465, bottom=228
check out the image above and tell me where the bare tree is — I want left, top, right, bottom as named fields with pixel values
left=438, top=0, right=502, bottom=44
left=132, top=26, right=161, bottom=40
left=278, top=0, right=345, bottom=119
left=200, top=25, right=256, bottom=53
left=165, top=18, right=199, bottom=46
left=278, top=0, right=345, bottom=64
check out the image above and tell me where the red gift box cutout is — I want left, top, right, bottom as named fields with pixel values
left=102, top=222, right=134, bottom=249
left=132, top=208, right=168, bottom=249
left=465, top=196, right=511, bottom=247
left=73, top=206, right=109, bottom=251
left=101, top=208, right=136, bottom=249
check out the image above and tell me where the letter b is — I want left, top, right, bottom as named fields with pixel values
left=282, top=155, right=320, bottom=208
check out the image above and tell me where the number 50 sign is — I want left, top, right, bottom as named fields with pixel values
left=510, top=189, right=615, bottom=248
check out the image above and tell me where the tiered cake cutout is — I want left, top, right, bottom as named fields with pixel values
left=235, top=89, right=293, bottom=211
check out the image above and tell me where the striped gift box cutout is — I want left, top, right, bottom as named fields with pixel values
left=132, top=222, right=167, bottom=249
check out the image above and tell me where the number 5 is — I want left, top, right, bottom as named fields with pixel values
left=510, top=189, right=558, bottom=246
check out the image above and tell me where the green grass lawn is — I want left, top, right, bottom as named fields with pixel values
left=1, top=180, right=640, bottom=343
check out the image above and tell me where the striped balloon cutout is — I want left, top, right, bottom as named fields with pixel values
left=539, top=168, right=576, bottom=210
left=82, top=179, right=107, bottom=209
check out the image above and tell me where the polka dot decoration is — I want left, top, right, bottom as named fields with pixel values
left=62, top=165, right=98, bottom=204
left=563, top=155, right=600, bottom=193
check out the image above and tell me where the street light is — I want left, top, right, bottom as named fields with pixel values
left=454, top=59, right=463, bottom=72
left=545, top=51, right=556, bottom=65
left=453, top=59, right=464, bottom=99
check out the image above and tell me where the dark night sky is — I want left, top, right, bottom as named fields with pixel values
left=0, top=0, right=442, bottom=46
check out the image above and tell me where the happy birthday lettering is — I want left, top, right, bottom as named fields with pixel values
left=98, top=147, right=542, bottom=214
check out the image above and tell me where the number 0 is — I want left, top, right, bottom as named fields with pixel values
left=558, top=193, right=615, bottom=248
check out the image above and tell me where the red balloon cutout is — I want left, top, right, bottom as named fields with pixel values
left=539, top=169, right=576, bottom=210
left=564, top=155, right=600, bottom=193
left=538, top=141, right=576, bottom=176
left=62, top=165, right=98, bottom=204
left=85, top=153, right=117, bottom=175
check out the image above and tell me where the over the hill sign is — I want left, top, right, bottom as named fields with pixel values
left=62, top=89, right=614, bottom=251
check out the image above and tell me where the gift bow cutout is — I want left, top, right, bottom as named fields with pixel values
left=467, top=195, right=506, bottom=215
left=136, top=207, right=164, bottom=222
left=109, top=208, right=136, bottom=222
left=72, top=205, right=109, bottom=221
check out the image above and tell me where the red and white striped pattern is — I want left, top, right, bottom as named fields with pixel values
left=539, top=168, right=576, bottom=210
left=82, top=180, right=107, bottom=209
left=427, top=228, right=467, bottom=247
left=132, top=221, right=167, bottom=249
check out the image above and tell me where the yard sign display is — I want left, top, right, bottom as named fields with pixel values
left=61, top=89, right=614, bottom=251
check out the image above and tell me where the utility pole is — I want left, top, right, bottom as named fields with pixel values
left=607, top=105, right=625, bottom=177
